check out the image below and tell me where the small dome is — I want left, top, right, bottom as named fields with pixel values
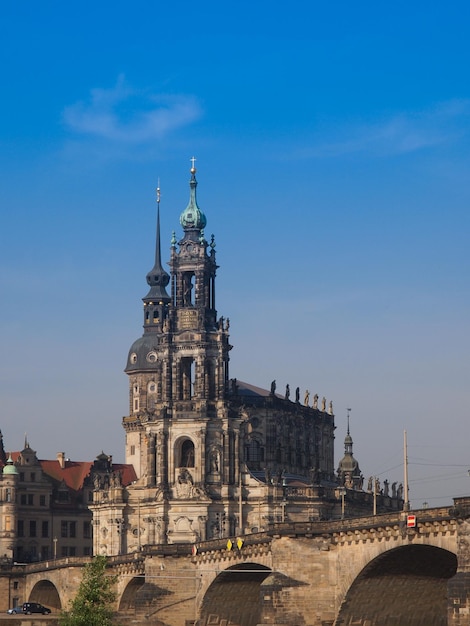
left=125, top=336, right=160, bottom=372
left=3, top=455, right=19, bottom=476
left=338, top=453, right=360, bottom=475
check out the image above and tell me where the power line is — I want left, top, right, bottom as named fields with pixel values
left=410, top=459, right=470, bottom=468
left=410, top=466, right=469, bottom=483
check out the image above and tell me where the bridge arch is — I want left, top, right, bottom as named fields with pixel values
left=199, top=563, right=271, bottom=626
left=118, top=575, right=145, bottom=612
left=29, top=579, right=61, bottom=610
left=335, top=544, right=457, bottom=625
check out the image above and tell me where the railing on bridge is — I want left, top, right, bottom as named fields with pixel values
left=5, top=501, right=467, bottom=575
left=129, top=504, right=463, bottom=559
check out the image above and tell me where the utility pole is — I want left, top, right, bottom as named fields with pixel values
left=137, top=497, right=141, bottom=550
left=238, top=467, right=243, bottom=535
left=403, top=430, right=410, bottom=511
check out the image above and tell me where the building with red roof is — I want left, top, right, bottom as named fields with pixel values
left=0, top=434, right=136, bottom=563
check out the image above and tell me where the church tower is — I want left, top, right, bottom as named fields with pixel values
left=92, top=162, right=345, bottom=554
left=337, top=411, right=363, bottom=490
left=0, top=455, right=18, bottom=560
left=120, top=162, right=236, bottom=545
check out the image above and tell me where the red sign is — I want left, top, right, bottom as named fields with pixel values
left=407, top=514, right=416, bottom=528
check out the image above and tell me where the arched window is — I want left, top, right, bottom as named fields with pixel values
left=245, top=439, right=264, bottom=468
left=182, top=272, right=195, bottom=306
left=205, top=359, right=215, bottom=400
left=133, top=383, right=139, bottom=412
left=180, top=440, right=195, bottom=468
left=181, top=357, right=194, bottom=399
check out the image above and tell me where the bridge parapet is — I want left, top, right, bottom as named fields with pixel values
left=14, top=556, right=91, bottom=575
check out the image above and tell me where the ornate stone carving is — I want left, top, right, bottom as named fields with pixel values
left=175, top=468, right=194, bottom=498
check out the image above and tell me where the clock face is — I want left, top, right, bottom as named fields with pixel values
left=146, top=351, right=158, bottom=363
left=130, top=353, right=137, bottom=364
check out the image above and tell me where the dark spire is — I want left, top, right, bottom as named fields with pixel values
left=344, top=408, right=353, bottom=455
left=144, top=182, right=171, bottom=304
left=0, top=430, right=6, bottom=465
left=337, top=409, right=362, bottom=486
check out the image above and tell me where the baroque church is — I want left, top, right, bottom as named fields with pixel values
left=89, top=163, right=403, bottom=555
left=0, top=163, right=403, bottom=564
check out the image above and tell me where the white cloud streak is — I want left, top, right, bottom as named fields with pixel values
left=62, top=75, right=202, bottom=143
left=288, top=99, right=470, bottom=159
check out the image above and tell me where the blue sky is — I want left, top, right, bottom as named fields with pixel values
left=1, top=1, right=469, bottom=508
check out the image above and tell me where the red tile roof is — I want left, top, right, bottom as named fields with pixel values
left=2, top=453, right=137, bottom=491
left=40, top=460, right=93, bottom=491
left=112, top=463, right=138, bottom=486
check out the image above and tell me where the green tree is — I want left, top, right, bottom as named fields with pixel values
left=60, top=555, right=118, bottom=626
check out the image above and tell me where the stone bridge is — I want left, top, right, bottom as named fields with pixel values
left=4, top=499, right=470, bottom=626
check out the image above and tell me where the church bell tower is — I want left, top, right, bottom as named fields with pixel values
left=92, top=161, right=343, bottom=553
left=122, top=161, right=235, bottom=544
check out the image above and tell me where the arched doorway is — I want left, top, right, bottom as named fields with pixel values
left=29, top=579, right=61, bottom=610
left=336, top=544, right=457, bottom=625
left=199, top=563, right=271, bottom=626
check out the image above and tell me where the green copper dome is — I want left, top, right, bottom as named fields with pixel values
left=3, top=454, right=18, bottom=475
left=179, top=164, right=207, bottom=231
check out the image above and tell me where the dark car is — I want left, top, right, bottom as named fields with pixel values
left=6, top=606, right=23, bottom=614
left=22, top=602, right=51, bottom=614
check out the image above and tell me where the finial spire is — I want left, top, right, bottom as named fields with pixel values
left=154, top=179, right=162, bottom=267
left=347, top=408, right=351, bottom=435
left=190, top=156, right=197, bottom=173
left=143, top=179, right=171, bottom=303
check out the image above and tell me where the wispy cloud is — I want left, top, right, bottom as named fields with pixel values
left=287, top=99, right=470, bottom=159
left=62, top=75, right=202, bottom=144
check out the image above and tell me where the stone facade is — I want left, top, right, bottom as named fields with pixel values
left=0, top=437, right=136, bottom=578
left=0, top=441, right=94, bottom=564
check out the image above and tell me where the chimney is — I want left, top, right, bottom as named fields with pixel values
left=57, top=452, right=65, bottom=469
